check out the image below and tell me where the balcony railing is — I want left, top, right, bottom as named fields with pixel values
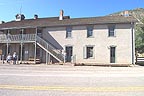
left=0, top=34, right=36, bottom=43
left=0, top=34, right=7, bottom=43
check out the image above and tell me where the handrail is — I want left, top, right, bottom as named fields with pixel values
left=36, top=35, right=64, bottom=61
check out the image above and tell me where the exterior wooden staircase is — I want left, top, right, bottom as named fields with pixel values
left=0, top=34, right=64, bottom=63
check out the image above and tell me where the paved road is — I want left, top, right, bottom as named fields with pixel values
left=0, top=64, right=144, bottom=96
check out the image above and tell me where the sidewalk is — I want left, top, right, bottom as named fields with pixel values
left=0, top=60, right=141, bottom=67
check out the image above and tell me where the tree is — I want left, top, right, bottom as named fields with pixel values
left=135, top=19, right=144, bottom=53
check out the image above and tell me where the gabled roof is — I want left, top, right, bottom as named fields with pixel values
left=0, top=15, right=137, bottom=30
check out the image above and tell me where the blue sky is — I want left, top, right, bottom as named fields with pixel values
left=0, top=0, right=143, bottom=22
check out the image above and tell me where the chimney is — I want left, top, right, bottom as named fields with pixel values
left=59, top=10, right=64, bottom=20
left=124, top=11, right=129, bottom=17
left=15, top=14, right=25, bottom=21
left=34, top=14, right=38, bottom=19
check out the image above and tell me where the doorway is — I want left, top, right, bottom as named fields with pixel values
left=110, top=47, right=116, bottom=63
left=65, top=46, right=73, bottom=62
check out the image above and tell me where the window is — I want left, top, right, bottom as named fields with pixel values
left=87, top=26, right=93, bottom=37
left=87, top=47, right=94, bottom=58
left=108, top=25, right=115, bottom=37
left=66, top=27, right=72, bottom=38
left=83, top=46, right=94, bottom=59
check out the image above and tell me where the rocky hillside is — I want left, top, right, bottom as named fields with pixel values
left=109, top=8, right=144, bottom=22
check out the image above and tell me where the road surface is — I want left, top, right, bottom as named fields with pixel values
left=0, top=64, right=144, bottom=96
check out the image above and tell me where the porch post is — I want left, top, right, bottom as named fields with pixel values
left=48, top=53, right=50, bottom=64
left=6, top=43, right=9, bottom=55
left=20, top=29, right=24, bottom=63
left=46, top=52, right=48, bottom=65
left=20, top=43, right=23, bottom=63
left=46, top=44, right=48, bottom=65
left=34, top=28, right=37, bottom=64
left=6, top=30, right=10, bottom=55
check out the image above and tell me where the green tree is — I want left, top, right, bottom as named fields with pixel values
left=135, top=19, right=144, bottom=53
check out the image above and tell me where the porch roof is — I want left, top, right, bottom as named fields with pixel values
left=0, top=15, right=137, bottom=30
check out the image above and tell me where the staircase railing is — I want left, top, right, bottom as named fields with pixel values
left=36, top=35, right=64, bottom=62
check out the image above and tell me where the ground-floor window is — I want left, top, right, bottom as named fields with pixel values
left=84, top=46, right=94, bottom=59
left=87, top=47, right=94, bottom=58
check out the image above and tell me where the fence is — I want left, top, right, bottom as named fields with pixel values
left=136, top=57, right=144, bottom=65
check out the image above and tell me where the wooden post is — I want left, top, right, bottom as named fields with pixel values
left=20, top=29, right=24, bottom=64
left=6, top=30, right=10, bottom=55
left=46, top=44, right=48, bottom=65
left=6, top=43, right=9, bottom=55
left=2, top=55, right=4, bottom=64
left=20, top=43, right=23, bottom=63
left=48, top=53, right=50, bottom=64
left=46, top=52, right=48, bottom=65
left=34, top=28, right=37, bottom=64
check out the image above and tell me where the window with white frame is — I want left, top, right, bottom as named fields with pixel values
left=108, top=25, right=115, bottom=37
left=87, top=47, right=94, bottom=58
left=87, top=26, right=93, bottom=37
left=66, top=27, right=72, bottom=38
left=83, top=46, right=94, bottom=59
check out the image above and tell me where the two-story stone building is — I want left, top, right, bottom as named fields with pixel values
left=0, top=10, right=137, bottom=65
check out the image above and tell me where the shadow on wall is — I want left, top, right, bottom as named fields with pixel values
left=42, top=31, right=63, bottom=50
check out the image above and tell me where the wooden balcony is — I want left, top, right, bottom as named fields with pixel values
left=0, top=33, right=64, bottom=62
left=0, top=34, right=36, bottom=43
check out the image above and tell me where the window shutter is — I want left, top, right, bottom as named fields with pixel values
left=83, top=46, right=87, bottom=59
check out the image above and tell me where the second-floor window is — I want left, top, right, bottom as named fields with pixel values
left=108, top=25, right=115, bottom=37
left=87, top=26, right=93, bottom=37
left=66, top=27, right=72, bottom=38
